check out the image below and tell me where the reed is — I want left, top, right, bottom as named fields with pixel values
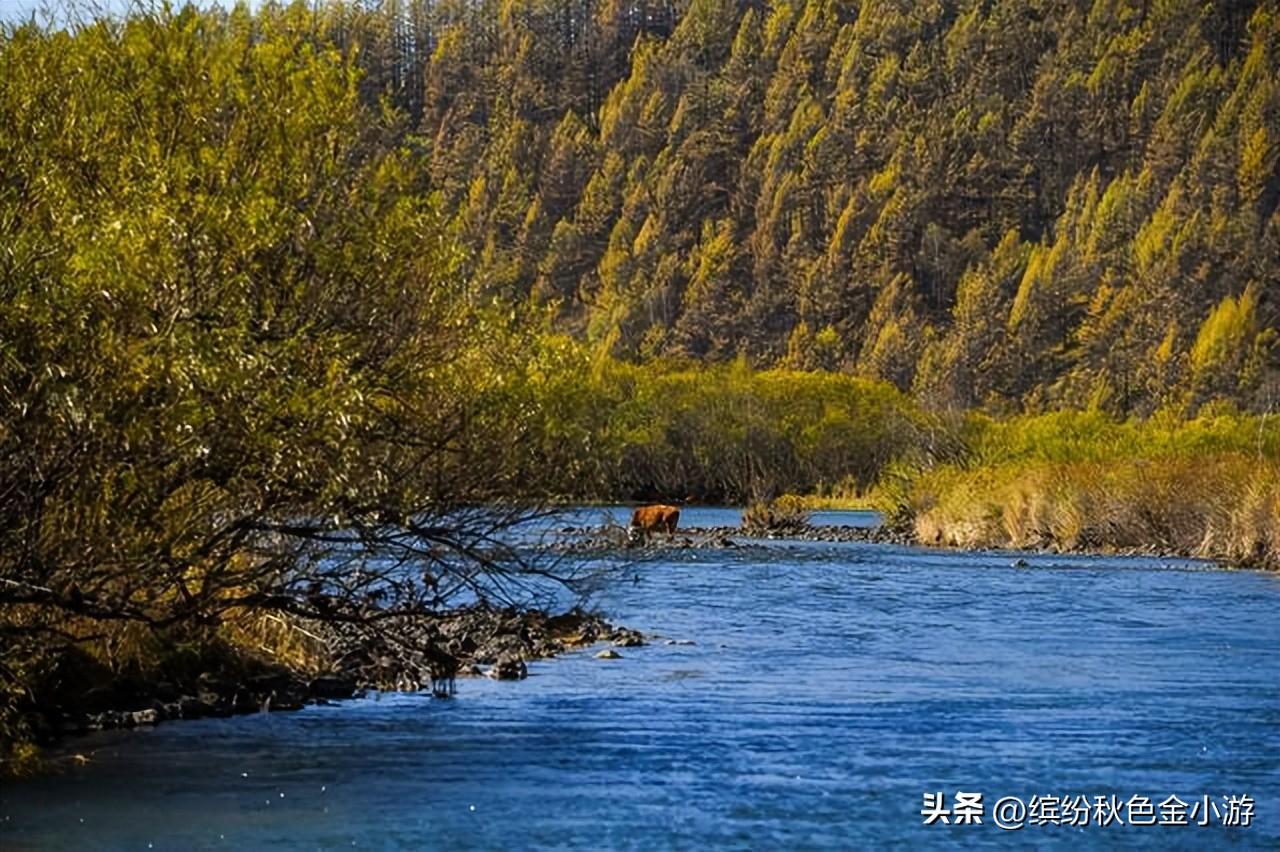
left=902, top=449, right=1279, bottom=569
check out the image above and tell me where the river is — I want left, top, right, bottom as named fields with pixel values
left=3, top=507, right=1278, bottom=848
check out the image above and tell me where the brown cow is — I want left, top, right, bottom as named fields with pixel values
left=630, top=504, right=680, bottom=539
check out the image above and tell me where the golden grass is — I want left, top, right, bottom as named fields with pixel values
left=906, top=453, right=1279, bottom=568
left=742, top=495, right=812, bottom=533
left=221, top=610, right=332, bottom=676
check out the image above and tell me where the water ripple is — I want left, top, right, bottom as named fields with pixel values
left=3, top=529, right=1279, bottom=849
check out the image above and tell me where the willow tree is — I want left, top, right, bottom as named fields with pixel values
left=0, top=4, right=597, bottom=750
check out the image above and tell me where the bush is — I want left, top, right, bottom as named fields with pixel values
left=742, top=495, right=812, bottom=535
left=587, top=358, right=947, bottom=503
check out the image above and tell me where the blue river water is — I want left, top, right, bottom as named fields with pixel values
left=3, top=507, right=1279, bottom=849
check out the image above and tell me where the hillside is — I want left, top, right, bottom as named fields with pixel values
left=363, top=0, right=1280, bottom=414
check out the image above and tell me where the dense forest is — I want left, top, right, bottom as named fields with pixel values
left=8, top=0, right=1277, bottom=418
left=363, top=0, right=1280, bottom=414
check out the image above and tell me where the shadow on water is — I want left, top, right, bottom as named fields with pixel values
left=3, top=523, right=1279, bottom=850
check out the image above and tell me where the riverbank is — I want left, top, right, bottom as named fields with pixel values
left=552, top=514, right=1259, bottom=568
left=552, top=478, right=1280, bottom=570
left=1, top=605, right=643, bottom=777
left=553, top=523, right=913, bottom=552
left=903, top=461, right=1280, bottom=571
left=548, top=391, right=1279, bottom=573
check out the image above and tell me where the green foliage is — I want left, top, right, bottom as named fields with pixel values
left=522, top=352, right=945, bottom=503
left=961, top=408, right=1280, bottom=466
left=0, top=3, right=606, bottom=764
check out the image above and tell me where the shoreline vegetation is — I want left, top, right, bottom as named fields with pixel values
left=541, top=360, right=1279, bottom=571
left=6, top=386, right=1274, bottom=776
left=878, top=411, right=1280, bottom=571
left=3, top=1, right=1278, bottom=777
left=24, top=605, right=637, bottom=748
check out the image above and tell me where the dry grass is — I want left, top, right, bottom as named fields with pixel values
left=221, top=610, right=333, bottom=676
left=783, top=492, right=879, bottom=511
left=908, top=453, right=1279, bottom=568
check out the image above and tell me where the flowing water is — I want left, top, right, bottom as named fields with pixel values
left=3, top=508, right=1279, bottom=849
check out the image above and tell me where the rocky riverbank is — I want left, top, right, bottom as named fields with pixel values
left=687, top=524, right=916, bottom=546
left=549, top=519, right=1240, bottom=570
left=36, top=517, right=1248, bottom=755
left=46, top=606, right=644, bottom=741
left=551, top=522, right=916, bottom=553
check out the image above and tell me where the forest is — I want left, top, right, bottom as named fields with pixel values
left=1, top=0, right=1277, bottom=769
left=393, top=0, right=1280, bottom=414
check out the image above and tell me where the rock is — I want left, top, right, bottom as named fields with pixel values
left=86, top=711, right=114, bottom=730
left=665, top=639, right=695, bottom=646
left=195, top=688, right=229, bottom=716
left=532, top=637, right=564, bottom=657
left=545, top=611, right=590, bottom=634
left=610, top=629, right=646, bottom=647
left=488, top=655, right=528, bottom=680
left=472, top=634, right=524, bottom=664
left=308, top=675, right=357, bottom=700
left=448, top=634, right=478, bottom=657
left=457, top=663, right=485, bottom=677
left=595, top=649, right=622, bottom=660
left=1012, top=558, right=1030, bottom=568
left=268, top=693, right=306, bottom=712
left=247, top=671, right=293, bottom=694
left=102, top=712, right=121, bottom=729
left=129, top=708, right=159, bottom=726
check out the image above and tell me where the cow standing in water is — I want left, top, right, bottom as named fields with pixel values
left=630, top=504, right=680, bottom=543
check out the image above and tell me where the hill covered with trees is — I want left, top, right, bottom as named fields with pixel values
left=355, top=0, right=1278, bottom=415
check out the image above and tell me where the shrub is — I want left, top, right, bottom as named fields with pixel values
left=742, top=495, right=812, bottom=535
